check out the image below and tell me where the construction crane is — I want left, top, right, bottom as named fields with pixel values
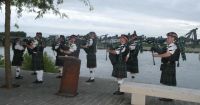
left=185, top=28, right=198, bottom=46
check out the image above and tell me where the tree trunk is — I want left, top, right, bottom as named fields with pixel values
left=4, top=0, right=12, bottom=88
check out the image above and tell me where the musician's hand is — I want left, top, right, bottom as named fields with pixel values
left=60, top=49, right=64, bottom=52
left=125, top=56, right=128, bottom=62
left=81, top=45, right=86, bottom=48
left=152, top=53, right=159, bottom=57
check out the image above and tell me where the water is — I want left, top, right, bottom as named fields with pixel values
left=1, top=47, right=200, bottom=89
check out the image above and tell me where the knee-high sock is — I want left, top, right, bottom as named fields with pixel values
left=59, top=67, right=63, bottom=76
left=89, top=69, right=95, bottom=80
left=117, top=78, right=124, bottom=85
left=36, top=70, right=43, bottom=81
left=117, top=78, right=124, bottom=90
left=16, top=66, right=20, bottom=77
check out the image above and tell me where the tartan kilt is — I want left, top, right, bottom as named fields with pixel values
left=126, top=57, right=139, bottom=73
left=12, top=55, right=23, bottom=66
left=55, top=56, right=64, bottom=66
left=87, top=53, right=96, bottom=68
left=32, top=52, right=44, bottom=71
left=112, top=62, right=127, bottom=78
left=109, top=53, right=117, bottom=66
left=160, top=63, right=176, bottom=86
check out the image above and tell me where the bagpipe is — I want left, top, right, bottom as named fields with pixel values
left=79, top=34, right=90, bottom=54
left=146, top=36, right=186, bottom=66
left=145, top=37, right=167, bottom=65
left=51, top=36, right=70, bottom=56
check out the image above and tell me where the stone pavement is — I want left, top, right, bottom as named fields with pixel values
left=0, top=69, right=200, bottom=105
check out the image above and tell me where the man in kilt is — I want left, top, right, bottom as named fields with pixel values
left=12, top=38, right=26, bottom=79
left=65, top=35, right=78, bottom=58
left=107, top=34, right=129, bottom=95
left=28, top=32, right=45, bottom=83
left=153, top=32, right=180, bottom=101
left=52, top=35, right=67, bottom=78
left=126, top=31, right=140, bottom=79
left=82, top=32, right=97, bottom=82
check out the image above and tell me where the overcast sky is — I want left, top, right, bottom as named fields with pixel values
left=0, top=0, right=200, bottom=38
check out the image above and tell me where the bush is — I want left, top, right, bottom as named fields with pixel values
left=22, top=52, right=58, bottom=73
left=0, top=56, right=4, bottom=67
left=22, top=53, right=32, bottom=70
left=43, top=52, right=58, bottom=73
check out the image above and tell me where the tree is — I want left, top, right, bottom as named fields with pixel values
left=0, top=0, right=92, bottom=89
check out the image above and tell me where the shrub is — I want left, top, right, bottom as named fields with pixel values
left=43, top=52, right=58, bottom=73
left=0, top=55, right=4, bottom=67
left=22, top=53, right=32, bottom=70
left=22, top=52, right=58, bottom=73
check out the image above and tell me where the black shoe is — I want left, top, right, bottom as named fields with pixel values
left=31, top=72, right=37, bottom=75
left=159, top=98, right=173, bottom=101
left=113, top=90, right=124, bottom=95
left=56, top=75, right=62, bottom=78
left=33, top=80, right=43, bottom=84
left=131, top=76, right=135, bottom=79
left=15, top=75, right=23, bottom=79
left=86, top=78, right=95, bottom=82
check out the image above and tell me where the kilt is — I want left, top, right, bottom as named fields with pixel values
left=109, top=53, right=117, bottom=66
left=112, top=62, right=127, bottom=78
left=32, top=52, right=44, bottom=71
left=55, top=56, right=64, bottom=66
left=160, top=63, right=176, bottom=86
left=86, top=53, right=96, bottom=68
left=126, top=57, right=139, bottom=73
left=12, top=50, right=24, bottom=66
left=12, top=55, right=23, bottom=66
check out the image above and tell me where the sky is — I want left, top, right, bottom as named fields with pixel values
left=0, top=0, right=200, bottom=38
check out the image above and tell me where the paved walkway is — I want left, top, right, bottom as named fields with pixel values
left=0, top=69, right=200, bottom=105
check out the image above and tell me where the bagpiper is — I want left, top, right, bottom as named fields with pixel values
left=153, top=32, right=180, bottom=101
left=12, top=38, right=26, bottom=79
left=107, top=34, right=129, bottom=95
left=52, top=35, right=67, bottom=78
left=126, top=31, right=140, bottom=78
left=82, top=32, right=97, bottom=82
left=27, top=32, right=46, bottom=83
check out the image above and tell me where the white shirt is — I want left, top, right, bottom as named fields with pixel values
left=15, top=43, right=24, bottom=50
left=69, top=43, right=77, bottom=52
left=129, top=42, right=136, bottom=50
left=115, top=44, right=126, bottom=55
left=88, top=39, right=93, bottom=46
left=167, top=43, right=177, bottom=55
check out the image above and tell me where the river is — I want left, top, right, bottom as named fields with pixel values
left=0, top=47, right=200, bottom=89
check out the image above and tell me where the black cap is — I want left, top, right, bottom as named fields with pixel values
left=166, top=32, right=178, bottom=38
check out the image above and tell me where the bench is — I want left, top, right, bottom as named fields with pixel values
left=120, top=82, right=200, bottom=105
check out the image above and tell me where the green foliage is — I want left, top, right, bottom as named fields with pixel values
left=22, top=53, right=32, bottom=70
left=0, top=31, right=26, bottom=37
left=43, top=52, right=58, bottom=73
left=0, top=0, right=93, bottom=19
left=22, top=52, right=58, bottom=73
left=0, top=55, right=4, bottom=67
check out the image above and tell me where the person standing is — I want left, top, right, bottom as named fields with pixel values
left=52, top=35, right=67, bottom=78
left=66, top=35, right=78, bottom=58
left=27, top=32, right=45, bottom=83
left=153, top=32, right=180, bottom=101
left=12, top=38, right=26, bottom=79
left=126, top=31, right=140, bottom=79
left=82, top=32, right=97, bottom=82
left=107, top=34, right=129, bottom=95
